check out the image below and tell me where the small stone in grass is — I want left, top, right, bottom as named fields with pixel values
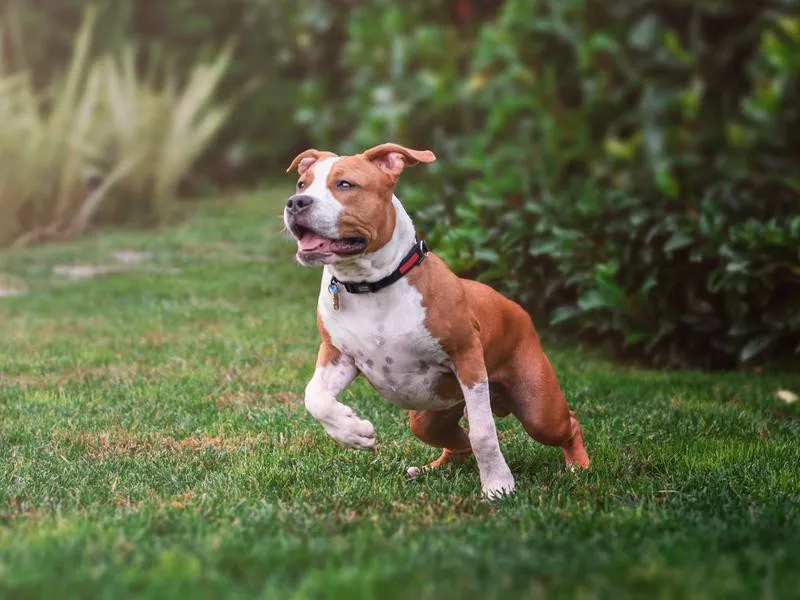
left=53, top=264, right=120, bottom=280
left=406, top=466, right=421, bottom=479
left=776, top=389, right=798, bottom=404
left=0, top=287, right=25, bottom=297
left=112, top=250, right=153, bottom=264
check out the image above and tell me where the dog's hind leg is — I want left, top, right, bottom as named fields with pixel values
left=505, top=345, right=589, bottom=470
left=409, top=404, right=472, bottom=469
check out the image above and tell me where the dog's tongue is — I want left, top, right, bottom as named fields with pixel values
left=298, top=231, right=334, bottom=253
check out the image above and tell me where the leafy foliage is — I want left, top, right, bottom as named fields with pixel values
left=300, top=0, right=800, bottom=368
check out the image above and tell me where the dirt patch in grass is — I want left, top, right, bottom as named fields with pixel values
left=277, top=431, right=321, bottom=453
left=277, top=492, right=493, bottom=531
left=53, top=428, right=268, bottom=460
left=178, top=241, right=272, bottom=263
left=212, top=365, right=303, bottom=411
left=215, top=390, right=301, bottom=411
left=1, top=364, right=151, bottom=390
left=52, top=251, right=178, bottom=281
left=111, top=251, right=153, bottom=264
left=111, top=489, right=196, bottom=512
left=217, top=365, right=276, bottom=386
left=165, top=491, right=195, bottom=511
left=1, top=361, right=301, bottom=407
left=53, top=264, right=126, bottom=280
left=0, top=287, right=26, bottom=297
left=0, top=497, right=43, bottom=524
left=0, top=273, right=28, bottom=297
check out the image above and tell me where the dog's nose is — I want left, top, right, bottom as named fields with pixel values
left=286, top=195, right=313, bottom=214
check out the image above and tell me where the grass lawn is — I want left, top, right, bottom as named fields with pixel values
left=1, top=188, right=799, bottom=599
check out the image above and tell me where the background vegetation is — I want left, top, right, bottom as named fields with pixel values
left=299, top=0, right=800, bottom=368
left=2, top=0, right=799, bottom=367
left=0, top=8, right=231, bottom=247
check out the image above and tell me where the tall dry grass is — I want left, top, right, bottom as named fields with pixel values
left=0, top=9, right=231, bottom=247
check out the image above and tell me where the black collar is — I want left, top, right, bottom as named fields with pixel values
left=329, top=239, right=429, bottom=295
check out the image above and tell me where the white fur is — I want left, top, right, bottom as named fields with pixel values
left=318, top=198, right=458, bottom=411
left=304, top=355, right=377, bottom=450
left=294, top=157, right=343, bottom=240
left=461, top=381, right=515, bottom=498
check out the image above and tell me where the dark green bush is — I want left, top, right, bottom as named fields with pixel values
left=302, top=0, right=800, bottom=368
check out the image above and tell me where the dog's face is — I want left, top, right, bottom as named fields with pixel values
left=284, top=143, right=435, bottom=266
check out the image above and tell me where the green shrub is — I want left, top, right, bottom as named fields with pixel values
left=0, top=10, right=231, bottom=247
left=301, top=0, right=800, bottom=368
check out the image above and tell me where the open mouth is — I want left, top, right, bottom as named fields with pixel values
left=291, top=225, right=367, bottom=257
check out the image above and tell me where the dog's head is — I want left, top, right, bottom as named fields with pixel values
left=284, top=143, right=435, bottom=266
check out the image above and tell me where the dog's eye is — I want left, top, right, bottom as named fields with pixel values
left=336, top=180, right=356, bottom=189
left=297, top=181, right=306, bottom=189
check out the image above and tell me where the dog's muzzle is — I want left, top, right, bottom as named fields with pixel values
left=285, top=194, right=314, bottom=215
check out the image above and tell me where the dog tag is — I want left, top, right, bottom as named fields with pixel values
left=328, top=281, right=340, bottom=311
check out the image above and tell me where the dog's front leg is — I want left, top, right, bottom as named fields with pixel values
left=453, top=345, right=515, bottom=499
left=305, top=344, right=376, bottom=450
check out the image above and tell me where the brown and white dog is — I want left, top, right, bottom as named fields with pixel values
left=284, top=143, right=589, bottom=498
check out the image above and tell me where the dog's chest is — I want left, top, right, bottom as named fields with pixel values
left=318, top=277, right=458, bottom=410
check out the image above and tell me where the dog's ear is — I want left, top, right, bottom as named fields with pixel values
left=361, top=143, right=436, bottom=179
left=286, top=149, right=337, bottom=175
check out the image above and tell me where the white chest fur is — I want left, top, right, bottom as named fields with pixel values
left=317, top=271, right=458, bottom=410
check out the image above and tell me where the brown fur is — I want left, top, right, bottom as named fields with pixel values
left=286, top=149, right=337, bottom=175
left=315, top=311, right=341, bottom=367
left=287, top=148, right=428, bottom=252
left=327, top=156, right=397, bottom=252
left=291, top=143, right=589, bottom=472
left=361, top=143, right=436, bottom=182
left=407, top=256, right=590, bottom=469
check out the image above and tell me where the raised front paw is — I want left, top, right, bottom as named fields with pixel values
left=481, top=468, right=516, bottom=500
left=325, top=411, right=377, bottom=451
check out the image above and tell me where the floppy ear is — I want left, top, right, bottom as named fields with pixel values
left=361, top=143, right=436, bottom=179
left=286, top=149, right=337, bottom=175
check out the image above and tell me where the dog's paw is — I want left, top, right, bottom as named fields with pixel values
left=326, top=413, right=377, bottom=451
left=481, top=469, right=516, bottom=500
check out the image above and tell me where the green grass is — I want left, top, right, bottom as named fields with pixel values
left=1, top=188, right=799, bottom=599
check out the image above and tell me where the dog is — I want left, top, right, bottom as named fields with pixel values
left=284, top=143, right=589, bottom=498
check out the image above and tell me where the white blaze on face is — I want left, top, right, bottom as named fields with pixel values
left=300, top=157, right=343, bottom=239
